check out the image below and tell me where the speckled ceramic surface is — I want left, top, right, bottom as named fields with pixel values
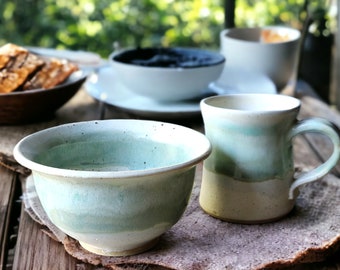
left=200, top=94, right=340, bottom=223
left=13, top=119, right=211, bottom=256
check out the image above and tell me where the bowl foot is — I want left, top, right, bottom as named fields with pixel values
left=79, top=237, right=160, bottom=256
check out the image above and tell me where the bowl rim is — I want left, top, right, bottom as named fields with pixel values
left=0, top=70, right=87, bottom=96
left=110, top=47, right=226, bottom=69
left=13, top=119, right=212, bottom=179
left=220, top=25, right=301, bottom=45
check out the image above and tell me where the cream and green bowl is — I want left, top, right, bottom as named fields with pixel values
left=13, top=119, right=211, bottom=256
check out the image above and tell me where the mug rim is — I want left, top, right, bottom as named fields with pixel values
left=200, top=93, right=301, bottom=113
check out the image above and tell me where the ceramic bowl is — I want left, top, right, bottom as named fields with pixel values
left=220, top=26, right=301, bottom=90
left=0, top=70, right=87, bottom=125
left=110, top=47, right=225, bottom=102
left=13, top=119, right=211, bottom=256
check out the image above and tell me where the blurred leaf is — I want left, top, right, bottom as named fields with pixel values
left=1, top=0, right=333, bottom=57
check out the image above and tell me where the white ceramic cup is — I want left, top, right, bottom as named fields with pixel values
left=220, top=26, right=301, bottom=91
left=200, top=94, right=340, bottom=223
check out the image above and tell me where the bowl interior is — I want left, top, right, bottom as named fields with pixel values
left=35, top=132, right=194, bottom=171
left=224, top=26, right=300, bottom=43
left=112, top=47, right=225, bottom=68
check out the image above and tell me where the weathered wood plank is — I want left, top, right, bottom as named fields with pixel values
left=12, top=207, right=97, bottom=270
left=334, top=0, right=340, bottom=109
left=0, top=167, right=18, bottom=270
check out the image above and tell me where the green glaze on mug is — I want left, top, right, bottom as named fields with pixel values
left=200, top=94, right=340, bottom=223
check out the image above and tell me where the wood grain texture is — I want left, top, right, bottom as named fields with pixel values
left=12, top=208, right=83, bottom=270
left=0, top=167, right=18, bottom=270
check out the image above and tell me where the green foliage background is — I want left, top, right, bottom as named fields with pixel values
left=0, top=0, right=309, bottom=58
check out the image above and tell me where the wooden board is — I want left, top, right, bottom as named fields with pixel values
left=0, top=167, right=18, bottom=270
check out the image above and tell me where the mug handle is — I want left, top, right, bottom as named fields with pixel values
left=288, top=118, right=340, bottom=199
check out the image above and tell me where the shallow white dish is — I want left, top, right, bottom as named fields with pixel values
left=110, top=47, right=225, bottom=102
left=85, top=66, right=204, bottom=119
left=26, top=46, right=105, bottom=69
left=85, top=66, right=276, bottom=119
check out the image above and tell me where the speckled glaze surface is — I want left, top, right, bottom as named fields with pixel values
left=13, top=119, right=211, bottom=256
left=200, top=94, right=340, bottom=223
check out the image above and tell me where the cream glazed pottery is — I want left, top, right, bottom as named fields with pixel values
left=220, top=26, right=301, bottom=90
left=200, top=94, right=340, bottom=223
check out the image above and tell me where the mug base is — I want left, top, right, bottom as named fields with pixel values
left=200, top=206, right=294, bottom=224
left=199, top=168, right=296, bottom=224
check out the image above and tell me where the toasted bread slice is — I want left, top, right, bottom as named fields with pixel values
left=23, top=58, right=78, bottom=90
left=0, top=43, right=45, bottom=93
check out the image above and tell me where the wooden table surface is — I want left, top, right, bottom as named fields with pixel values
left=1, top=86, right=340, bottom=270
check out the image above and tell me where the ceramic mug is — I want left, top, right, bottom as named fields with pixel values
left=220, top=26, right=301, bottom=91
left=199, top=94, right=340, bottom=223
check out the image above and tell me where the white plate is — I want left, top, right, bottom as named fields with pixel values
left=210, top=66, right=277, bottom=95
left=85, top=67, right=203, bottom=119
left=26, top=46, right=105, bottom=69
left=85, top=66, right=277, bottom=119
